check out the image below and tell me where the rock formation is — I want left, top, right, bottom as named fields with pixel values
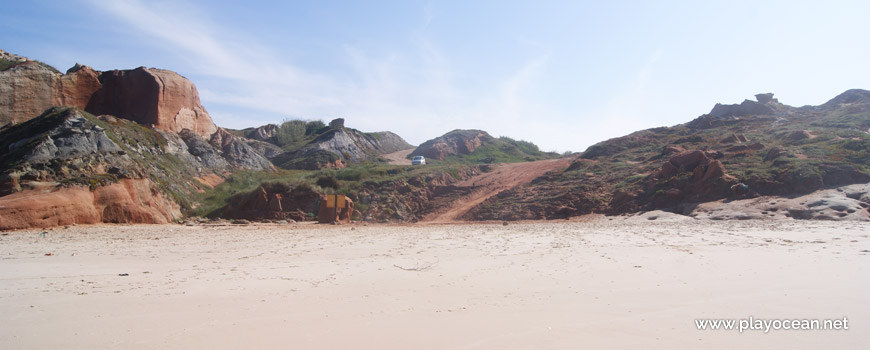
left=0, top=51, right=101, bottom=127
left=411, top=129, right=491, bottom=160
left=220, top=182, right=322, bottom=221
left=754, top=93, right=776, bottom=104
left=708, top=99, right=775, bottom=118
left=0, top=107, right=267, bottom=228
left=273, top=125, right=413, bottom=169
left=1, top=50, right=217, bottom=138
left=207, top=128, right=275, bottom=170
left=0, top=178, right=181, bottom=230
left=244, top=124, right=279, bottom=141
left=328, top=118, right=345, bottom=129
left=86, top=67, right=217, bottom=138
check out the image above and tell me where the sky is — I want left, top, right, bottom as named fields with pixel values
left=1, top=0, right=868, bottom=152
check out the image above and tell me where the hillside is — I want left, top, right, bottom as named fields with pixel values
left=0, top=50, right=276, bottom=229
left=465, top=91, right=870, bottom=220
left=243, top=118, right=415, bottom=170
left=2, top=49, right=869, bottom=228
left=410, top=129, right=556, bottom=163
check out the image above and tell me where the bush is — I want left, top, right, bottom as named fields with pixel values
left=316, top=175, right=341, bottom=189
left=305, top=120, right=326, bottom=135
left=337, top=167, right=370, bottom=181
left=273, top=119, right=327, bottom=148
left=274, top=120, right=307, bottom=147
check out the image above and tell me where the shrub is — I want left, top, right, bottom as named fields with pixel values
left=316, top=175, right=341, bottom=189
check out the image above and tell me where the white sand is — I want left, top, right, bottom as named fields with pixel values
left=1, top=220, right=868, bottom=349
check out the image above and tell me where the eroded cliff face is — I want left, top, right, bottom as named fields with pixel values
left=0, top=178, right=181, bottom=230
left=0, top=57, right=101, bottom=127
left=87, top=67, right=217, bottom=138
left=1, top=50, right=217, bottom=138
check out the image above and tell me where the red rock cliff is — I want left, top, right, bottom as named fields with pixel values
left=0, top=58, right=101, bottom=126
left=1, top=50, right=217, bottom=138
left=86, top=67, right=217, bottom=137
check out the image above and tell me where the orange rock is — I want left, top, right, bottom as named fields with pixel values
left=86, top=67, right=217, bottom=137
left=0, top=179, right=181, bottom=230
left=0, top=61, right=100, bottom=126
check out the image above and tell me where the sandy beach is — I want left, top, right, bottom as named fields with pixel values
left=1, top=219, right=868, bottom=349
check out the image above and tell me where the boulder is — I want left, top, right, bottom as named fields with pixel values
left=329, top=118, right=345, bottom=129
left=701, top=160, right=726, bottom=182
left=755, top=93, right=776, bottom=104
left=659, top=161, right=678, bottom=178
left=668, top=150, right=707, bottom=171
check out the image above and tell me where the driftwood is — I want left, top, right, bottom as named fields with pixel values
left=393, top=262, right=434, bottom=272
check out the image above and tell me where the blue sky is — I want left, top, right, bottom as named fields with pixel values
left=2, top=0, right=868, bottom=152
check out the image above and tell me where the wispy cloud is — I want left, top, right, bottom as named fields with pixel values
left=85, top=0, right=573, bottom=150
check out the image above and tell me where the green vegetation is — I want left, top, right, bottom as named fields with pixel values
left=191, top=169, right=311, bottom=217
left=429, top=135, right=555, bottom=165
left=273, top=119, right=327, bottom=151
left=59, top=174, right=119, bottom=190
left=0, top=57, right=61, bottom=73
left=0, top=57, right=18, bottom=71
left=191, top=162, right=476, bottom=218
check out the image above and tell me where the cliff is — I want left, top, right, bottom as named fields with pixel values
left=0, top=50, right=217, bottom=138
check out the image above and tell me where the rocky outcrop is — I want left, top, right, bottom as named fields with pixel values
left=179, top=129, right=232, bottom=172
left=0, top=107, right=260, bottom=228
left=755, top=93, right=776, bottom=104
left=0, top=51, right=101, bottom=127
left=329, top=118, right=345, bottom=129
left=87, top=67, right=217, bottom=138
left=0, top=178, right=181, bottom=230
left=411, top=129, right=491, bottom=160
left=207, top=128, right=274, bottom=170
left=274, top=148, right=346, bottom=170
left=244, top=139, right=283, bottom=159
left=288, top=127, right=412, bottom=165
left=1, top=50, right=218, bottom=138
left=220, top=182, right=322, bottom=221
left=709, top=99, right=775, bottom=118
left=244, top=124, right=279, bottom=141
left=689, top=183, right=870, bottom=221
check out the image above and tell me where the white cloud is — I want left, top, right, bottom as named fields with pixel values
left=85, top=0, right=583, bottom=151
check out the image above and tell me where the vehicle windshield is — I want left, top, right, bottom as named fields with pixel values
left=413, top=156, right=424, bottom=160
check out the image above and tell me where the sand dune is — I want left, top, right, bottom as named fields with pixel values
left=0, top=219, right=867, bottom=349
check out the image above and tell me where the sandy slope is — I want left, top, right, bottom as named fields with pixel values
left=0, top=220, right=867, bottom=349
left=382, top=149, right=415, bottom=165
left=423, top=158, right=572, bottom=222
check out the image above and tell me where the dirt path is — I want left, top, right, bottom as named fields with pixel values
left=383, top=149, right=415, bottom=165
left=422, top=158, right=572, bottom=223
